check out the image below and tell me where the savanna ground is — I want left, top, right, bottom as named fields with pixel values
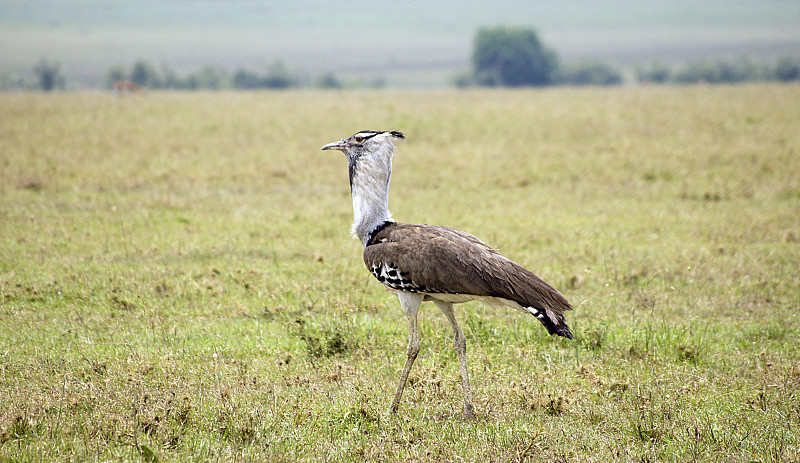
left=1, top=85, right=799, bottom=462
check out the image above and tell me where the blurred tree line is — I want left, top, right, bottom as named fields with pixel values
left=0, top=58, right=67, bottom=91
left=459, top=25, right=800, bottom=88
left=103, top=59, right=384, bottom=91
left=3, top=27, right=800, bottom=91
left=636, top=55, right=800, bottom=84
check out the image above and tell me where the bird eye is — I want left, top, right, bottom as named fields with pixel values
left=354, top=136, right=364, bottom=143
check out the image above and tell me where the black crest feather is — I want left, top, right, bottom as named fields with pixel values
left=354, top=130, right=404, bottom=140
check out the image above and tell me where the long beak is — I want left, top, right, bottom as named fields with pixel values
left=321, top=139, right=347, bottom=151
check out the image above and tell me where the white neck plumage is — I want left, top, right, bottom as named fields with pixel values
left=349, top=142, right=395, bottom=247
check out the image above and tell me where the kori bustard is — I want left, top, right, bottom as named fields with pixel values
left=322, top=130, right=574, bottom=418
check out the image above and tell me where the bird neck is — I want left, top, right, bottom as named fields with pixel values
left=349, top=150, right=394, bottom=247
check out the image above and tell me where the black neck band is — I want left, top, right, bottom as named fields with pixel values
left=365, top=220, right=395, bottom=246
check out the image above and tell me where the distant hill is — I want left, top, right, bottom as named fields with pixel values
left=2, top=0, right=799, bottom=88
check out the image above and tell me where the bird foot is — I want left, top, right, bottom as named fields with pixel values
left=463, top=403, right=475, bottom=419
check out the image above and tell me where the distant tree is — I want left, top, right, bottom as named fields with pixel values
left=130, top=60, right=161, bottom=88
left=774, top=55, right=800, bottom=81
left=0, top=71, right=28, bottom=91
left=188, top=66, right=229, bottom=89
left=262, top=60, right=295, bottom=89
left=716, top=56, right=762, bottom=82
left=316, top=72, right=342, bottom=89
left=558, top=61, right=623, bottom=86
left=635, top=63, right=672, bottom=84
left=673, top=60, right=716, bottom=84
left=472, top=26, right=559, bottom=86
left=232, top=69, right=262, bottom=89
left=160, top=65, right=189, bottom=89
left=451, top=71, right=475, bottom=88
left=672, top=57, right=764, bottom=84
left=33, top=58, right=65, bottom=91
left=231, top=61, right=298, bottom=89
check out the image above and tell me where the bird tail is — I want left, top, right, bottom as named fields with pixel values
left=524, top=306, right=574, bottom=340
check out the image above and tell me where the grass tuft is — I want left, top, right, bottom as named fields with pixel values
left=292, top=316, right=358, bottom=358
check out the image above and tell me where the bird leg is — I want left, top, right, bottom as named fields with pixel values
left=390, top=292, right=423, bottom=414
left=433, top=300, right=474, bottom=418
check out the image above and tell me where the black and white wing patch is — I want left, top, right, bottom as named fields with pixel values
left=368, top=262, right=429, bottom=293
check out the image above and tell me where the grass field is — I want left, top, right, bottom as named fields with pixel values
left=1, top=85, right=799, bottom=461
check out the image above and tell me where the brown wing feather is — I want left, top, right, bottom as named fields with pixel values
left=363, top=223, right=572, bottom=316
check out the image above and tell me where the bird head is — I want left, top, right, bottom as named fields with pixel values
left=321, top=130, right=405, bottom=157
left=322, top=130, right=405, bottom=190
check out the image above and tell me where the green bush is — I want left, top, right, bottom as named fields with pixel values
left=558, top=60, right=623, bottom=86
left=33, top=58, right=65, bottom=91
left=635, top=63, right=672, bottom=84
left=774, top=55, right=800, bottom=81
left=672, top=57, right=764, bottom=84
left=472, top=26, right=559, bottom=86
left=130, top=59, right=162, bottom=88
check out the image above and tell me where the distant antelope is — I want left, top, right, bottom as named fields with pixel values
left=114, top=80, right=144, bottom=95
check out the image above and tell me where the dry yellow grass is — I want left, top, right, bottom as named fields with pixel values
left=1, top=85, right=799, bottom=461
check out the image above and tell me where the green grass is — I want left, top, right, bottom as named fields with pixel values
left=1, top=86, right=799, bottom=461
